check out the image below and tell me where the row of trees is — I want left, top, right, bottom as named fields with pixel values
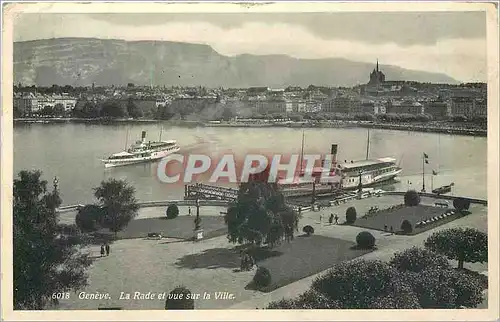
left=72, top=98, right=146, bottom=119
left=244, top=112, right=487, bottom=124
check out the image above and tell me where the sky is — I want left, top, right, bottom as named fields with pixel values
left=13, top=12, right=487, bottom=82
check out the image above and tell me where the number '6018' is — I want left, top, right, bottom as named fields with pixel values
left=52, top=292, right=70, bottom=300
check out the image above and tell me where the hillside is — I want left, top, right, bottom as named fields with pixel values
left=14, top=38, right=459, bottom=87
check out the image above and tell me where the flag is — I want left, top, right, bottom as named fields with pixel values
left=423, top=153, right=429, bottom=159
left=432, top=170, right=438, bottom=175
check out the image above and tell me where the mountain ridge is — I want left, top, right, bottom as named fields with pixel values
left=13, top=37, right=459, bottom=87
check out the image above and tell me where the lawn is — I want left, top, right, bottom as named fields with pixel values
left=350, top=204, right=457, bottom=235
left=243, top=235, right=372, bottom=292
left=97, top=215, right=227, bottom=240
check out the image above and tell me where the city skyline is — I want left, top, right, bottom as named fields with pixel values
left=13, top=11, right=487, bottom=83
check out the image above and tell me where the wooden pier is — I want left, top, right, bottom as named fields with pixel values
left=184, top=183, right=238, bottom=201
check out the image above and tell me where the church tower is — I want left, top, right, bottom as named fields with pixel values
left=368, top=59, right=385, bottom=87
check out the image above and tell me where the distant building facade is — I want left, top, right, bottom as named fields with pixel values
left=425, top=99, right=449, bottom=119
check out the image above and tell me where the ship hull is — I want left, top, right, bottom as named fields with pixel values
left=341, top=168, right=402, bottom=190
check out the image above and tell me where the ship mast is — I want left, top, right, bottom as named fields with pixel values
left=299, top=130, right=305, bottom=172
left=365, top=128, right=370, bottom=160
left=124, top=127, right=129, bottom=150
left=422, top=153, right=426, bottom=192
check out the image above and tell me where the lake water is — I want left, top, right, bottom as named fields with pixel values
left=13, top=123, right=487, bottom=206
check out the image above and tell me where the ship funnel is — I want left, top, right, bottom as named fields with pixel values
left=141, top=131, right=146, bottom=143
left=331, top=144, right=338, bottom=162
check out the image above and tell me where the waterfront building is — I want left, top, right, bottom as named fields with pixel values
left=425, top=99, right=449, bottom=119
left=386, top=99, right=423, bottom=115
left=13, top=92, right=39, bottom=116
left=451, top=97, right=487, bottom=118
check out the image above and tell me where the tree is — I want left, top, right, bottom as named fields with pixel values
left=302, top=225, right=314, bottom=236
left=126, top=98, right=143, bottom=119
left=156, top=104, right=175, bottom=120
left=221, top=107, right=234, bottom=121
left=13, top=170, right=91, bottom=309
left=453, top=197, right=471, bottom=212
left=41, top=106, right=54, bottom=117
left=166, top=204, right=179, bottom=219
left=53, top=103, right=65, bottom=117
left=224, top=167, right=300, bottom=248
left=389, top=247, right=450, bottom=273
left=400, top=220, right=413, bottom=234
left=164, top=286, right=194, bottom=309
left=75, top=204, right=103, bottom=232
left=424, top=228, right=488, bottom=269
left=406, top=268, right=483, bottom=308
left=253, top=267, right=272, bottom=288
left=100, top=100, right=127, bottom=118
left=345, top=206, right=357, bottom=224
left=404, top=190, right=420, bottom=206
left=93, top=179, right=139, bottom=238
left=356, top=231, right=375, bottom=249
left=310, top=260, right=420, bottom=309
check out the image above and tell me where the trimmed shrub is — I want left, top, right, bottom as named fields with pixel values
left=401, top=220, right=413, bottom=234
left=356, top=231, right=376, bottom=249
left=253, top=266, right=272, bottom=288
left=453, top=198, right=471, bottom=211
left=345, top=207, right=357, bottom=224
left=166, top=204, right=179, bottom=219
left=164, top=286, right=194, bottom=309
left=302, top=225, right=314, bottom=236
left=404, top=190, right=420, bottom=206
left=75, top=204, right=103, bottom=232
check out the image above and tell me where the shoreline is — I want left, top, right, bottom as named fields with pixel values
left=14, top=118, right=486, bottom=137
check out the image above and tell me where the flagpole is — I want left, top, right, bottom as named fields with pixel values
left=422, top=153, right=426, bottom=192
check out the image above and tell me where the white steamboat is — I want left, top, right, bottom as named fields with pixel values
left=103, top=130, right=180, bottom=168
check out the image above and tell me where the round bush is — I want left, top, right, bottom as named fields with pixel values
left=253, top=266, right=272, bottom=288
left=404, top=190, right=421, bottom=206
left=345, top=207, right=357, bottom=224
left=164, top=286, right=194, bottom=309
left=303, top=225, right=314, bottom=236
left=166, top=204, right=179, bottom=219
left=400, top=220, right=413, bottom=234
left=356, top=231, right=376, bottom=249
left=453, top=198, right=471, bottom=211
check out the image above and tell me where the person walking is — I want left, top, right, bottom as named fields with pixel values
left=334, top=214, right=339, bottom=225
left=329, top=214, right=334, bottom=225
left=100, top=245, right=105, bottom=258
left=105, top=244, right=110, bottom=256
left=188, top=207, right=192, bottom=216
